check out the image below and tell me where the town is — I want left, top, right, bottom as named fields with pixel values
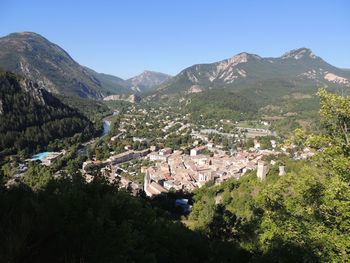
left=72, top=104, right=313, bottom=199
left=6, top=102, right=315, bottom=198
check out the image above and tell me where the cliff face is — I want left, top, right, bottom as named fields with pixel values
left=0, top=71, right=67, bottom=113
left=103, top=94, right=141, bottom=103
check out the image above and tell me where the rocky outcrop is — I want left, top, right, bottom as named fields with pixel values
left=103, top=94, right=141, bottom=103
left=187, top=85, right=204, bottom=94
left=19, top=79, right=47, bottom=105
left=127, top=70, right=172, bottom=92
left=324, top=72, right=350, bottom=86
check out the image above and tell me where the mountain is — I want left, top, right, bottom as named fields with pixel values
left=150, top=48, right=350, bottom=125
left=157, top=48, right=350, bottom=98
left=0, top=70, right=97, bottom=156
left=0, top=32, right=130, bottom=98
left=127, top=70, right=172, bottom=92
left=83, top=67, right=131, bottom=95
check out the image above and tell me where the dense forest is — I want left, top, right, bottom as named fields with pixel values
left=0, top=171, right=248, bottom=262
left=181, top=89, right=258, bottom=122
left=0, top=70, right=99, bottom=157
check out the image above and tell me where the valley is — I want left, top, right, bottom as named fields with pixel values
left=0, top=29, right=349, bottom=262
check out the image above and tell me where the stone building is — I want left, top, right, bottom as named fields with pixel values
left=257, top=161, right=269, bottom=181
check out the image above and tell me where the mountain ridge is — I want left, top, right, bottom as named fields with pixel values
left=156, top=47, right=350, bottom=96
left=0, top=32, right=173, bottom=98
left=1, top=32, right=349, bottom=102
left=0, top=32, right=114, bottom=98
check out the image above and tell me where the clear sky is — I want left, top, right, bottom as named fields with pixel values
left=1, top=0, right=349, bottom=79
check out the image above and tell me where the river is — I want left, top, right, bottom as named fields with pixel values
left=102, top=120, right=111, bottom=136
left=101, top=111, right=117, bottom=136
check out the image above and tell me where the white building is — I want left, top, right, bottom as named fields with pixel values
left=190, top=146, right=208, bottom=157
left=144, top=173, right=168, bottom=197
left=149, top=152, right=169, bottom=162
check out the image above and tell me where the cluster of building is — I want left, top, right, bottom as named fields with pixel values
left=143, top=145, right=277, bottom=197
left=106, top=149, right=149, bottom=165
left=82, top=149, right=150, bottom=172
left=77, top=105, right=314, bottom=199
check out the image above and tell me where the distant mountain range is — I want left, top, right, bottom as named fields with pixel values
left=127, top=70, right=171, bottom=92
left=156, top=48, right=350, bottom=98
left=148, top=48, right=350, bottom=124
left=0, top=32, right=170, bottom=99
left=1, top=32, right=349, bottom=105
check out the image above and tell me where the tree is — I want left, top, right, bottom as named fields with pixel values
left=245, top=138, right=254, bottom=149
left=317, top=88, right=350, bottom=148
left=0, top=173, right=248, bottom=262
left=23, top=163, right=52, bottom=191
left=306, top=89, right=350, bottom=179
left=1, top=163, right=16, bottom=179
left=208, top=205, right=239, bottom=241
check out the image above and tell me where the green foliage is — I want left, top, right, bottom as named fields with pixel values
left=57, top=94, right=111, bottom=122
left=245, top=138, right=255, bottom=149
left=257, top=165, right=349, bottom=262
left=182, top=89, right=258, bottom=122
left=0, top=71, right=98, bottom=157
left=270, top=117, right=301, bottom=138
left=318, top=88, right=350, bottom=149
left=1, top=162, right=17, bottom=179
left=191, top=163, right=350, bottom=261
left=164, top=133, right=193, bottom=150
left=22, top=162, right=52, bottom=191
left=0, top=175, right=248, bottom=262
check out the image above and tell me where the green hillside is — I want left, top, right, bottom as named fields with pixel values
left=0, top=70, right=98, bottom=157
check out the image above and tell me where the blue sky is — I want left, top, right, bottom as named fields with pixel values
left=1, top=0, right=349, bottom=78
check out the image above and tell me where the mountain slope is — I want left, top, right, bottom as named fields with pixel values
left=83, top=67, right=131, bottom=95
left=0, top=70, right=96, bottom=155
left=127, top=70, right=172, bottom=92
left=157, top=48, right=350, bottom=97
left=0, top=32, right=129, bottom=98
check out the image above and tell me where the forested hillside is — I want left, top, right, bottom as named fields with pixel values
left=0, top=70, right=98, bottom=157
left=0, top=172, right=248, bottom=262
left=181, top=89, right=258, bottom=121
